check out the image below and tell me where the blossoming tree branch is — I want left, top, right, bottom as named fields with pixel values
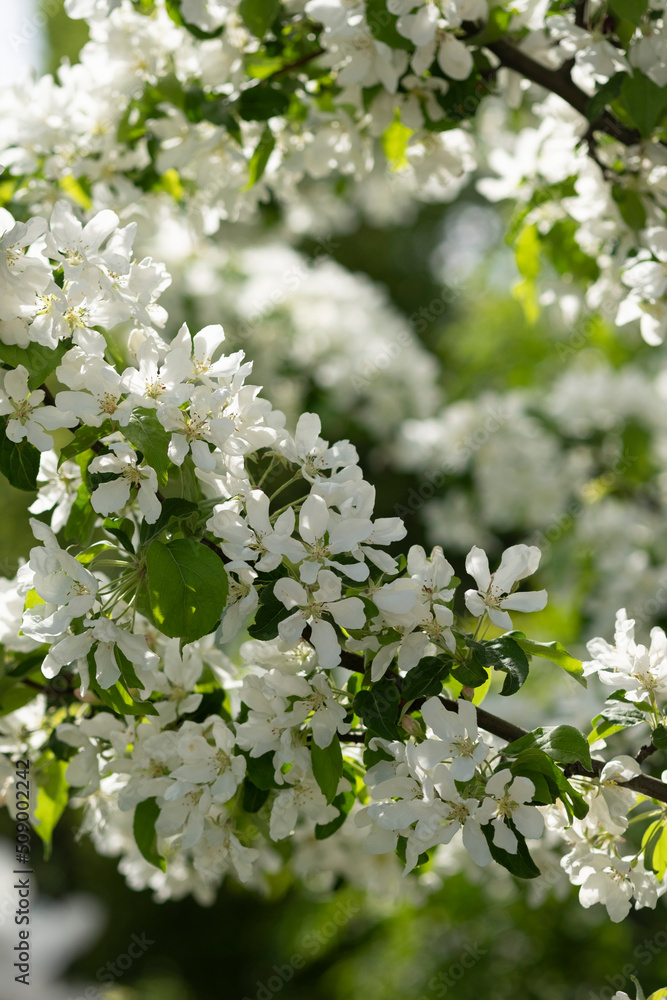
left=2, top=0, right=667, bottom=962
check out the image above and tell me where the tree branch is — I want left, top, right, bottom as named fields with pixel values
left=487, top=40, right=641, bottom=147
left=440, top=696, right=667, bottom=806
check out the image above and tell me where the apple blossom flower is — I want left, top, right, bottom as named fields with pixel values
left=274, top=569, right=366, bottom=668
left=464, top=544, right=547, bottom=629
left=417, top=698, right=491, bottom=780
left=88, top=442, right=161, bottom=523
left=41, top=616, right=159, bottom=694
left=0, top=365, right=77, bottom=451
left=477, top=770, right=544, bottom=853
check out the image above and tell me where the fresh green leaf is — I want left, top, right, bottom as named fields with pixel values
left=382, top=114, right=413, bottom=170
left=588, top=702, right=647, bottom=743
left=621, top=71, right=667, bottom=137
left=140, top=496, right=199, bottom=544
left=484, top=636, right=530, bottom=696
left=609, top=0, right=648, bottom=26
left=123, top=408, right=172, bottom=488
left=354, top=683, right=402, bottom=740
left=450, top=656, right=488, bottom=689
left=92, top=678, right=159, bottom=716
left=146, top=537, right=228, bottom=642
left=33, top=756, right=68, bottom=858
left=60, top=424, right=111, bottom=463
left=103, top=517, right=135, bottom=553
left=243, top=125, right=275, bottom=189
left=585, top=72, right=625, bottom=122
left=652, top=724, right=667, bottom=749
left=515, top=225, right=541, bottom=280
left=247, top=587, right=292, bottom=640
left=535, top=725, right=593, bottom=770
left=507, top=632, right=586, bottom=686
left=315, top=788, right=355, bottom=839
left=0, top=421, right=40, bottom=491
left=366, top=0, right=412, bottom=50
left=133, top=797, right=166, bottom=871
left=481, top=821, right=541, bottom=879
left=401, top=655, right=452, bottom=702
left=507, top=748, right=588, bottom=820
left=612, top=184, right=647, bottom=231
left=0, top=676, right=42, bottom=715
left=239, top=0, right=280, bottom=38
left=0, top=339, right=70, bottom=389
left=472, top=6, right=512, bottom=44
left=311, top=736, right=343, bottom=804
left=242, top=778, right=270, bottom=812
left=244, top=751, right=281, bottom=790
left=238, top=84, right=289, bottom=121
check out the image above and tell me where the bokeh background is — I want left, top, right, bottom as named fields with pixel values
left=2, top=3, right=667, bottom=998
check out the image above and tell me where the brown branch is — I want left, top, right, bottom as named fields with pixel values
left=440, top=696, right=667, bottom=806
left=636, top=742, right=658, bottom=765
left=488, top=40, right=641, bottom=146
left=270, top=47, right=325, bottom=79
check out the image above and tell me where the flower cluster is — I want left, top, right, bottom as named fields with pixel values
left=3, top=0, right=667, bottom=944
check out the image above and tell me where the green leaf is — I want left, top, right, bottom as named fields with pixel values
left=311, top=736, right=343, bottom=804
left=243, top=125, right=275, bottom=189
left=146, top=537, right=228, bottom=642
left=453, top=641, right=490, bottom=688
left=396, top=835, right=430, bottom=871
left=401, top=655, right=452, bottom=702
left=0, top=676, right=42, bottom=716
left=642, top=825, right=667, bottom=916
left=382, top=114, right=413, bottom=170
left=585, top=72, right=626, bottom=122
left=588, top=701, right=648, bottom=744
left=0, top=421, right=40, bottom=491
left=515, top=225, right=541, bottom=280
left=140, top=496, right=199, bottom=544
left=123, top=408, right=172, bottom=488
left=33, top=756, right=68, bottom=858
left=315, top=788, right=355, bottom=839
left=238, top=84, right=289, bottom=121
left=484, top=636, right=530, bottom=696
left=242, top=778, right=270, bottom=813
left=507, top=748, right=588, bottom=820
left=239, top=0, right=280, bottom=38
left=91, top=678, right=158, bottom=716
left=481, top=821, right=541, bottom=879
left=244, top=751, right=281, bottom=790
left=354, top=683, right=402, bottom=740
left=472, top=6, right=512, bottom=44
left=63, top=477, right=97, bottom=545
left=652, top=724, right=667, bottom=749
left=133, top=797, right=166, bottom=871
left=534, top=725, right=592, bottom=770
left=506, top=632, right=585, bottom=686
left=60, top=423, right=111, bottom=463
left=247, top=586, right=292, bottom=640
left=0, top=339, right=70, bottom=389
left=621, top=71, right=667, bottom=137
left=612, top=184, right=647, bottom=231
left=365, top=0, right=412, bottom=50
left=609, top=0, right=648, bottom=26
left=103, top=517, right=135, bottom=553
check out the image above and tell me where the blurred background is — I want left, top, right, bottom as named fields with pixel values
left=3, top=2, right=667, bottom=998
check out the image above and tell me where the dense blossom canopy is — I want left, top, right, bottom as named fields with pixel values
left=4, top=10, right=667, bottom=983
